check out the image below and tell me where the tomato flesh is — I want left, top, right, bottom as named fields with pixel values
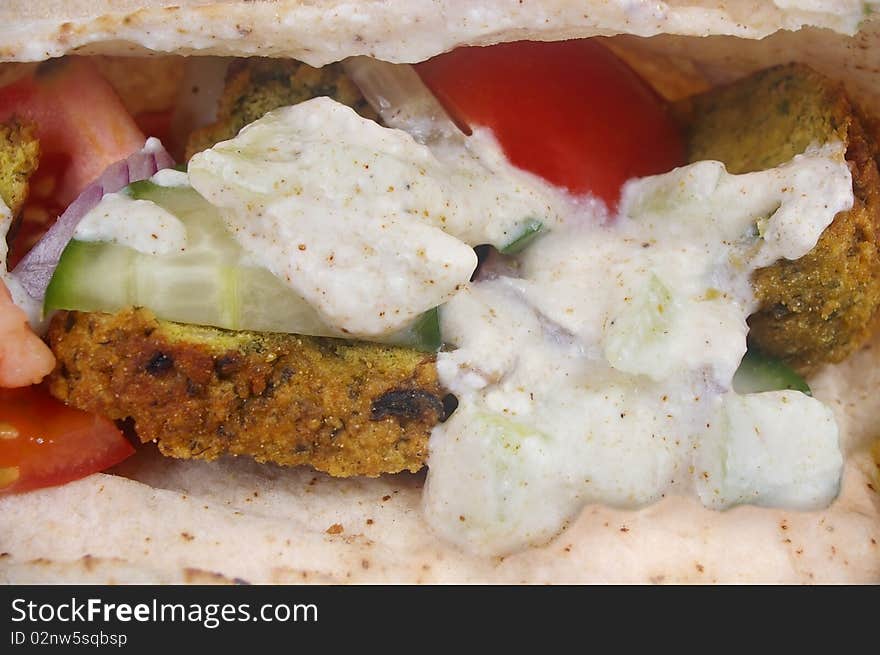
left=0, top=59, right=145, bottom=206
left=416, top=39, right=685, bottom=209
left=0, top=59, right=145, bottom=265
left=5, top=152, right=68, bottom=268
left=134, top=109, right=174, bottom=150
left=0, top=386, right=135, bottom=495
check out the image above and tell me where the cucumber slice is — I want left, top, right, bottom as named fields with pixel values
left=732, top=349, right=811, bottom=396
left=500, top=219, right=543, bottom=255
left=45, top=181, right=441, bottom=351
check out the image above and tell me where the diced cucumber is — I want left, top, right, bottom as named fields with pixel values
left=45, top=181, right=441, bottom=351
left=500, top=219, right=543, bottom=255
left=732, top=349, right=811, bottom=396
left=603, top=274, right=677, bottom=381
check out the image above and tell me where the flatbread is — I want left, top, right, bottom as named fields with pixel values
left=0, top=1, right=872, bottom=65
left=0, top=2, right=879, bottom=583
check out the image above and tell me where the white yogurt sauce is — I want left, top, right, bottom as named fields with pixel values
left=426, top=142, right=852, bottom=555
left=75, top=189, right=188, bottom=256
left=187, top=97, right=568, bottom=337
left=150, top=168, right=190, bottom=188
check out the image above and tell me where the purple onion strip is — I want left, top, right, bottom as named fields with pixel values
left=11, top=139, right=175, bottom=303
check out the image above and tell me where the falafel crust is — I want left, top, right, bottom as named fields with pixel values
left=0, top=118, right=39, bottom=216
left=676, top=64, right=880, bottom=371
left=47, top=308, right=446, bottom=477
left=185, top=58, right=376, bottom=159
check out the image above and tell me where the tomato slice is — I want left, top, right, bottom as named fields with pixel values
left=0, top=59, right=146, bottom=206
left=5, top=153, right=67, bottom=268
left=0, top=386, right=135, bottom=495
left=0, top=59, right=145, bottom=265
left=416, top=39, right=685, bottom=209
left=134, top=109, right=174, bottom=149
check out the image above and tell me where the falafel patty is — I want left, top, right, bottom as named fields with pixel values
left=47, top=308, right=447, bottom=477
left=676, top=64, right=880, bottom=370
left=0, top=118, right=39, bottom=217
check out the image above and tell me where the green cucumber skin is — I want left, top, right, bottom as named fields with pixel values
left=404, top=307, right=441, bottom=351
left=45, top=241, right=130, bottom=316
left=732, top=349, right=811, bottom=396
left=46, top=182, right=442, bottom=352
left=500, top=219, right=544, bottom=255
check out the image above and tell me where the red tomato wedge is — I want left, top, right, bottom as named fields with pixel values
left=0, top=58, right=145, bottom=207
left=416, top=39, right=685, bottom=209
left=134, top=109, right=174, bottom=150
left=0, top=386, right=135, bottom=495
left=5, top=153, right=67, bottom=268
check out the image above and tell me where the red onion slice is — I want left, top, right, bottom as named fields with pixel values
left=11, top=138, right=175, bottom=304
left=343, top=57, right=461, bottom=144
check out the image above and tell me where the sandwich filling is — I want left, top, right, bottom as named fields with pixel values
left=57, top=90, right=853, bottom=555
left=428, top=142, right=850, bottom=554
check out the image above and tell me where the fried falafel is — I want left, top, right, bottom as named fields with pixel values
left=676, top=64, right=880, bottom=370
left=0, top=118, right=39, bottom=217
left=47, top=308, right=446, bottom=477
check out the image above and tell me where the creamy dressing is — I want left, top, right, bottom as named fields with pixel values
left=188, top=97, right=569, bottom=337
left=72, top=144, right=189, bottom=256
left=150, top=168, right=190, bottom=188
left=696, top=391, right=842, bottom=509
left=426, top=143, right=852, bottom=555
left=74, top=191, right=188, bottom=256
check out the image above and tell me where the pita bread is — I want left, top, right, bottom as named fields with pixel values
left=0, top=1, right=872, bottom=65
left=0, top=2, right=879, bottom=583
